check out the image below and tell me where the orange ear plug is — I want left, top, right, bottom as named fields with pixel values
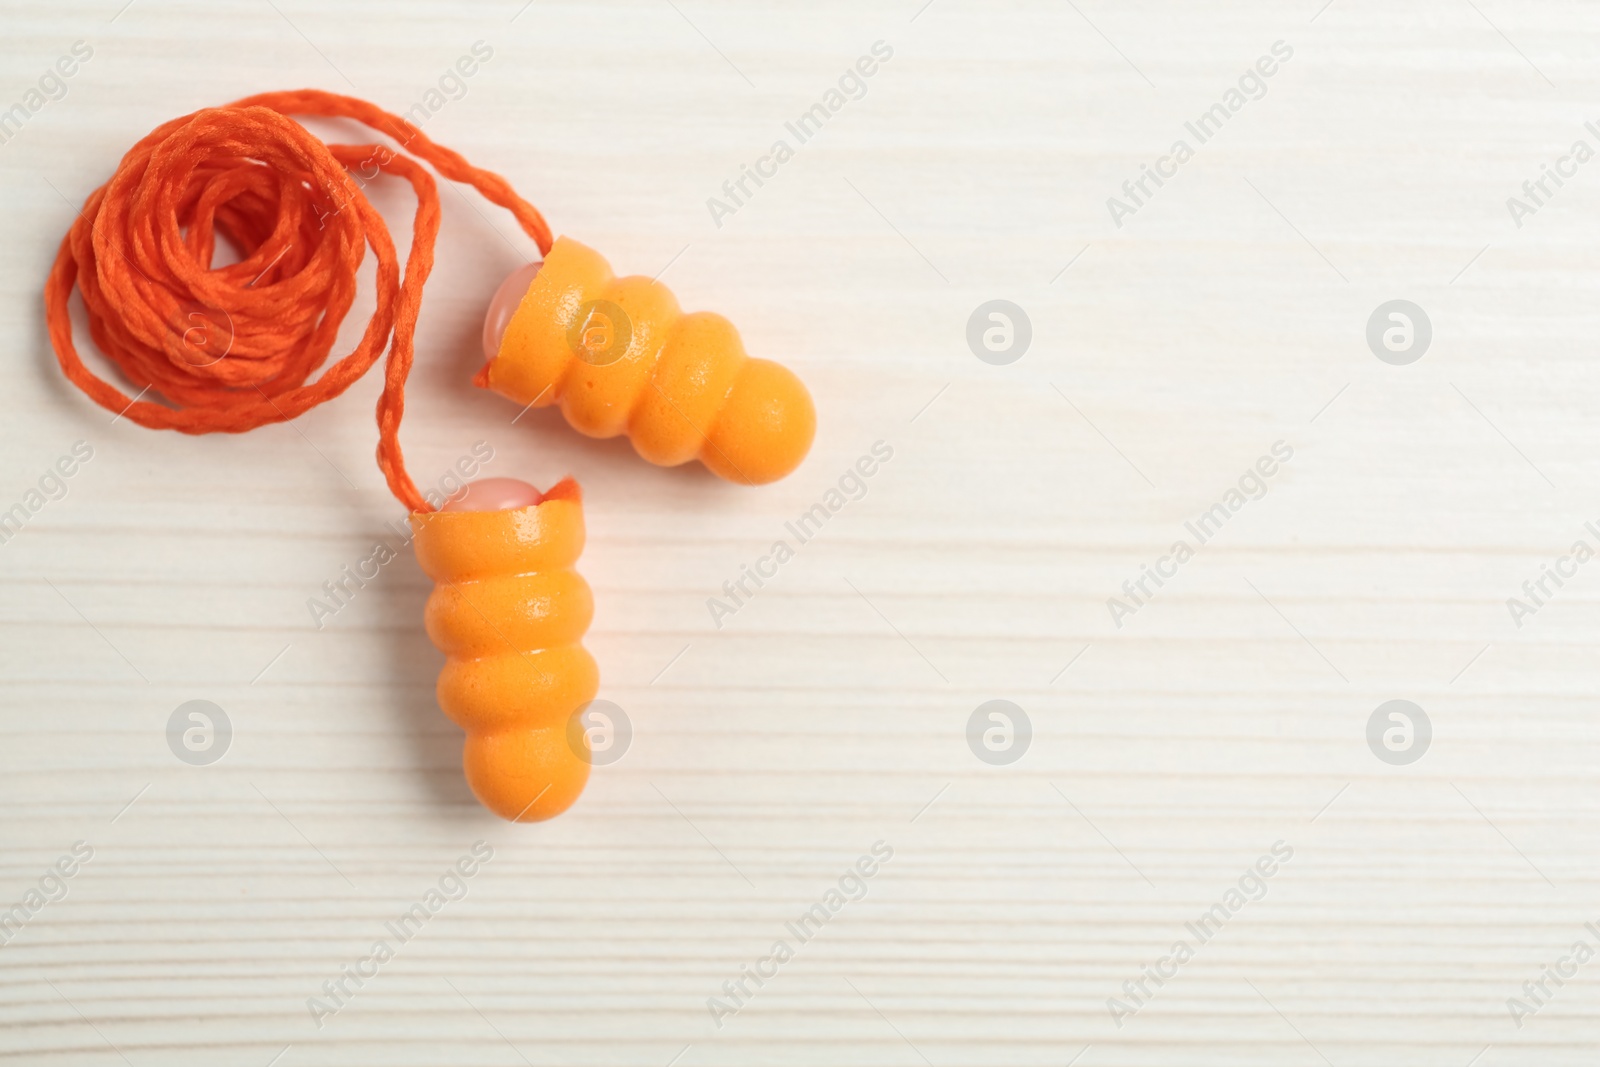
left=478, top=237, right=816, bottom=485
left=412, top=477, right=599, bottom=821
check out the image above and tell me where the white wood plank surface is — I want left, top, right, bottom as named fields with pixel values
left=4, top=1, right=1600, bottom=1063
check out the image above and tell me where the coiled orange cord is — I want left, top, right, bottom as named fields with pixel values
left=43, top=89, right=551, bottom=513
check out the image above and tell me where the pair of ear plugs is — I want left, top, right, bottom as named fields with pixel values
left=414, top=238, right=816, bottom=821
left=46, top=92, right=815, bottom=826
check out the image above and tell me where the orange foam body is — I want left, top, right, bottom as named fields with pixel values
left=479, top=236, right=815, bottom=485
left=409, top=478, right=598, bottom=821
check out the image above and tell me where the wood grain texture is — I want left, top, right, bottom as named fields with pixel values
left=3, top=0, right=1600, bottom=1063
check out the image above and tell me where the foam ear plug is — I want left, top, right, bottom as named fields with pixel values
left=477, top=237, right=815, bottom=485
left=410, top=477, right=599, bottom=821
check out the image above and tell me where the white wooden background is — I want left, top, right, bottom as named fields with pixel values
left=4, top=0, right=1600, bottom=1063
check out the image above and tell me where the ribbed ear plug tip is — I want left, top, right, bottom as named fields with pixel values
left=479, top=237, right=815, bottom=485
left=412, top=477, right=598, bottom=822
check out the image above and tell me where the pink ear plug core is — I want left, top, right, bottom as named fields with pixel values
left=481, top=261, right=543, bottom=364
left=442, top=477, right=544, bottom=512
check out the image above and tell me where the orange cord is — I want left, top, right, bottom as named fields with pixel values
left=43, top=89, right=553, bottom=513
